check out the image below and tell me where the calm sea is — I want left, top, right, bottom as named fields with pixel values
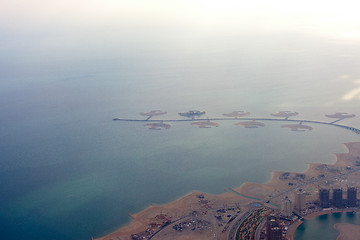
left=295, top=212, right=360, bottom=240
left=1, top=16, right=360, bottom=240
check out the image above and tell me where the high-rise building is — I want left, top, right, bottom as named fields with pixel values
left=280, top=196, right=293, bottom=217
left=333, top=188, right=343, bottom=208
left=295, top=191, right=306, bottom=211
left=319, top=189, right=330, bottom=208
left=347, top=187, right=357, bottom=207
left=266, top=215, right=282, bottom=240
left=269, top=226, right=282, bottom=240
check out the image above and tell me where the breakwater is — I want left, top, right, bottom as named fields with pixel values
left=113, top=117, right=360, bottom=134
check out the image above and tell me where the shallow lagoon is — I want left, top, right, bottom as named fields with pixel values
left=295, top=212, right=360, bottom=240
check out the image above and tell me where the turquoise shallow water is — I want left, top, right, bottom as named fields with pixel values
left=295, top=212, right=360, bottom=240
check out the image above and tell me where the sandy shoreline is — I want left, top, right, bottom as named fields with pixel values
left=334, top=222, right=360, bottom=240
left=286, top=209, right=360, bottom=240
left=286, top=220, right=303, bottom=240
left=96, top=142, right=360, bottom=240
left=303, top=209, right=360, bottom=220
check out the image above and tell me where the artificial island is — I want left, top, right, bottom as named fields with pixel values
left=101, top=111, right=360, bottom=240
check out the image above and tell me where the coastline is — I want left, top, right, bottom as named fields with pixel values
left=286, top=209, right=360, bottom=240
left=334, top=222, right=360, bottom=240
left=286, top=220, right=303, bottom=240
left=303, top=209, right=360, bottom=220
left=96, top=142, right=360, bottom=240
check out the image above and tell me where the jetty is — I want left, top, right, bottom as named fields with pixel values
left=113, top=110, right=360, bottom=134
left=113, top=116, right=360, bottom=134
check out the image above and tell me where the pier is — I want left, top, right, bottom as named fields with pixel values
left=113, top=117, right=360, bottom=134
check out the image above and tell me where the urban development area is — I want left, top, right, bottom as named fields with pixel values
left=96, top=111, right=360, bottom=240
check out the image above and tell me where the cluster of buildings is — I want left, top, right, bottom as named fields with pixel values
left=280, top=191, right=307, bottom=217
left=262, top=187, right=358, bottom=240
left=130, top=186, right=359, bottom=240
left=260, top=193, right=304, bottom=240
left=280, top=187, right=357, bottom=218
left=265, top=215, right=285, bottom=240
left=319, top=187, right=357, bottom=208
left=130, top=214, right=172, bottom=240
left=257, top=191, right=307, bottom=240
left=172, top=218, right=211, bottom=232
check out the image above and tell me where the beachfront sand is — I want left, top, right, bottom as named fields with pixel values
left=191, top=121, right=220, bottom=128
left=334, top=223, right=360, bottom=240
left=234, top=120, right=265, bottom=128
left=286, top=209, right=360, bottom=240
left=281, top=123, right=313, bottom=131
left=97, top=142, right=360, bottom=240
left=94, top=193, right=199, bottom=240
left=94, top=191, right=252, bottom=240
left=286, top=220, right=303, bottom=240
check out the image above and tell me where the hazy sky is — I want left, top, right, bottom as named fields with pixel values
left=1, top=0, right=360, bottom=79
left=2, top=0, right=360, bottom=35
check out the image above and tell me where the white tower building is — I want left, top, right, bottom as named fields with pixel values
left=295, top=191, right=306, bottom=211
left=281, top=196, right=293, bottom=217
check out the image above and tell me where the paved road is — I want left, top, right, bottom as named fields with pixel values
left=227, top=208, right=254, bottom=240
left=267, top=167, right=360, bottom=203
left=148, top=216, right=186, bottom=240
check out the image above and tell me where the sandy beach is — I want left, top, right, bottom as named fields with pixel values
left=285, top=209, right=360, bottom=240
left=303, top=209, right=360, bottom=220
left=334, top=223, right=360, bottom=240
left=96, top=142, right=360, bottom=240
left=281, top=123, right=313, bottom=131
left=286, top=220, right=303, bottom=240
left=234, top=120, right=265, bottom=128
left=191, top=121, right=220, bottom=128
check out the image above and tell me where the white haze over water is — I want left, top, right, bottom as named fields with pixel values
left=2, top=1, right=360, bottom=75
left=1, top=1, right=360, bottom=240
left=2, top=0, right=360, bottom=112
